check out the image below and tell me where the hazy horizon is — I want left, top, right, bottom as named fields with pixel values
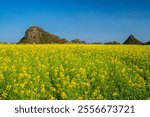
left=0, top=0, right=150, bottom=43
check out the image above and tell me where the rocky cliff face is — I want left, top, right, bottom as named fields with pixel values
left=18, top=26, right=68, bottom=44
left=123, top=35, right=143, bottom=45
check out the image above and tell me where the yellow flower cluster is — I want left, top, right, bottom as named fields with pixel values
left=0, top=44, right=150, bottom=100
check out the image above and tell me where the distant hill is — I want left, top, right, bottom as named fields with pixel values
left=70, top=39, right=86, bottom=44
left=18, top=26, right=68, bottom=44
left=123, top=34, right=143, bottom=45
left=145, top=41, right=150, bottom=45
left=105, top=41, right=120, bottom=45
left=0, top=41, right=7, bottom=44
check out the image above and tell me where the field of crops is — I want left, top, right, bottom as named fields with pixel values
left=0, top=44, right=150, bottom=100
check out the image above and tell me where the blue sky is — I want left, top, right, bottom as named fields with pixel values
left=0, top=0, right=150, bottom=43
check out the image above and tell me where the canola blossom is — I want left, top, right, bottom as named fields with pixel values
left=0, top=44, right=150, bottom=100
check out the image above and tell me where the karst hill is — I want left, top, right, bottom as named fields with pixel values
left=17, top=26, right=149, bottom=44
left=18, top=26, right=68, bottom=44
left=123, top=34, right=143, bottom=45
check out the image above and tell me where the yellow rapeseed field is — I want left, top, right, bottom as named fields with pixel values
left=0, top=44, right=150, bottom=100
